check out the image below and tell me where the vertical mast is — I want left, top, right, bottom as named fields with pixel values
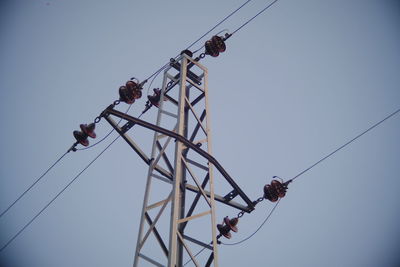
left=133, top=53, right=218, bottom=266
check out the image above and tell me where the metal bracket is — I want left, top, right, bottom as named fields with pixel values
left=223, top=190, right=239, bottom=201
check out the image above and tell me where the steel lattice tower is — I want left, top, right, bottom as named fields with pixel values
left=134, top=55, right=218, bottom=266
left=102, top=53, right=255, bottom=266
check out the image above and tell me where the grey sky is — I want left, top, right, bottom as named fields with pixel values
left=1, top=0, right=399, bottom=266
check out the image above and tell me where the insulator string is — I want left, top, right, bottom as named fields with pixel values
left=221, top=199, right=280, bottom=246
left=76, top=104, right=133, bottom=151
left=185, top=0, right=252, bottom=51
left=221, top=107, right=400, bottom=246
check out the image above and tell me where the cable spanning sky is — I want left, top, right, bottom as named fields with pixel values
left=1, top=0, right=399, bottom=266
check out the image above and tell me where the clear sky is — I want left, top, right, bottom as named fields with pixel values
left=1, top=0, right=399, bottom=266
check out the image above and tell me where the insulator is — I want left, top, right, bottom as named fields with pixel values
left=271, top=180, right=286, bottom=198
left=211, top=35, right=226, bottom=52
left=73, top=123, right=96, bottom=147
left=205, top=35, right=226, bottom=57
left=147, top=88, right=161, bottom=107
left=205, top=40, right=219, bottom=57
left=80, top=123, right=96, bottom=139
left=120, top=80, right=143, bottom=103
left=73, top=130, right=89, bottom=147
left=119, top=85, right=135, bottom=104
left=217, top=216, right=239, bottom=239
left=125, top=80, right=138, bottom=91
left=264, top=184, right=279, bottom=202
left=263, top=179, right=289, bottom=202
left=132, top=89, right=142, bottom=100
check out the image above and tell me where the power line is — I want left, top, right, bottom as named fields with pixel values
left=0, top=0, right=281, bottom=255
left=1, top=0, right=252, bottom=220
left=219, top=107, right=400, bottom=247
left=231, top=0, right=279, bottom=35
left=143, top=0, right=254, bottom=83
left=185, top=0, right=252, bottom=51
left=76, top=104, right=133, bottom=151
left=291, top=107, right=400, bottom=182
left=0, top=111, right=148, bottom=251
left=0, top=135, right=120, bottom=252
left=0, top=151, right=69, bottom=219
left=183, top=246, right=208, bottom=266
left=183, top=202, right=281, bottom=261
left=6, top=0, right=262, bottom=251
left=0, top=105, right=135, bottom=218
left=222, top=200, right=280, bottom=246
left=76, top=128, right=115, bottom=151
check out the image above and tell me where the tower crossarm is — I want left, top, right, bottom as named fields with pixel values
left=102, top=106, right=255, bottom=212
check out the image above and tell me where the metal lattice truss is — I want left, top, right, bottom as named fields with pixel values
left=102, top=55, right=254, bottom=267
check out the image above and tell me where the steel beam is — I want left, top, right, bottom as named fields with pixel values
left=103, top=107, right=255, bottom=210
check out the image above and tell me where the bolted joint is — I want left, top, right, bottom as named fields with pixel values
left=180, top=49, right=193, bottom=58
left=223, top=32, right=232, bottom=41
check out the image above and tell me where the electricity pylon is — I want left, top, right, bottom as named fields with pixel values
left=102, top=53, right=255, bottom=266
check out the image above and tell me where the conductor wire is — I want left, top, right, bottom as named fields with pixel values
left=0, top=111, right=148, bottom=252
left=221, top=107, right=400, bottom=246
left=143, top=0, right=254, bottom=82
left=221, top=200, right=280, bottom=246
left=0, top=135, right=120, bottom=252
left=185, top=0, right=252, bottom=51
left=76, top=103, right=133, bottom=151
left=231, top=0, right=279, bottom=35
left=0, top=151, right=69, bottom=219
left=291, top=107, right=400, bottom=182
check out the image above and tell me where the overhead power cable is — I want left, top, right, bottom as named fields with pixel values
left=0, top=0, right=262, bottom=227
left=231, top=0, right=279, bottom=35
left=76, top=103, right=133, bottom=151
left=183, top=201, right=281, bottom=263
left=144, top=0, right=254, bottom=82
left=0, top=105, right=134, bottom=219
left=0, top=151, right=69, bottom=219
left=183, top=245, right=209, bottom=266
left=220, top=107, right=400, bottom=247
left=222, top=200, right=280, bottom=246
left=185, top=0, right=252, bottom=51
left=0, top=135, right=121, bottom=253
left=290, top=107, right=400, bottom=182
left=0, top=110, right=147, bottom=252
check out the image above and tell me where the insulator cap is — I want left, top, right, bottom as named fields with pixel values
left=73, top=130, right=89, bottom=147
left=205, top=40, right=220, bottom=57
left=133, top=89, right=142, bottom=100
left=147, top=88, right=161, bottom=107
left=212, top=35, right=226, bottom=52
left=205, top=35, right=226, bottom=57
left=217, top=224, right=232, bottom=239
left=224, top=216, right=238, bottom=232
left=80, top=123, right=96, bottom=139
left=217, top=216, right=239, bottom=239
left=119, top=80, right=143, bottom=104
left=119, top=85, right=135, bottom=104
left=125, top=80, right=138, bottom=91
left=263, top=179, right=289, bottom=202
